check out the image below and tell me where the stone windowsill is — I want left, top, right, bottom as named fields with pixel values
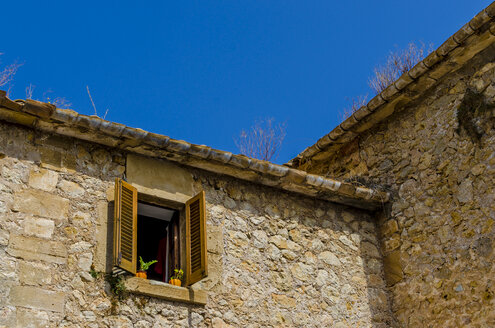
left=125, top=277, right=207, bottom=305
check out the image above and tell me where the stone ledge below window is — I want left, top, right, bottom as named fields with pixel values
left=125, top=277, right=207, bottom=305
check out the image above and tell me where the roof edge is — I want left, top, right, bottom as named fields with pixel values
left=0, top=93, right=389, bottom=210
left=290, top=3, right=495, bottom=168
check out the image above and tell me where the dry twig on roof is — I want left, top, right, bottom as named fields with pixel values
left=235, top=118, right=286, bottom=161
left=86, top=85, right=109, bottom=119
left=340, top=95, right=368, bottom=121
left=0, top=54, right=22, bottom=96
left=369, top=42, right=432, bottom=94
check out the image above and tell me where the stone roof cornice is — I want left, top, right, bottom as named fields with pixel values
left=290, top=2, right=495, bottom=167
left=0, top=90, right=388, bottom=210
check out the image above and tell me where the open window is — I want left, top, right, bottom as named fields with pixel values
left=113, top=178, right=207, bottom=286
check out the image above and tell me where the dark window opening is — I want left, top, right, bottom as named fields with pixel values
left=136, top=202, right=180, bottom=283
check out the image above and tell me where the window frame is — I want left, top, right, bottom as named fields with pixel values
left=113, top=178, right=208, bottom=287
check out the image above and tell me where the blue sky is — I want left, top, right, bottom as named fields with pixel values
left=2, top=1, right=491, bottom=163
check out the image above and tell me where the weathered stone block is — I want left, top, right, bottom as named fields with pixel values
left=456, top=179, right=473, bottom=203
left=78, top=252, right=93, bottom=271
left=13, top=189, right=69, bottom=221
left=7, top=235, right=67, bottom=264
left=39, top=146, right=76, bottom=173
left=252, top=230, right=268, bottom=248
left=94, top=201, right=112, bottom=273
left=270, top=235, right=288, bottom=249
left=383, top=251, right=403, bottom=286
left=0, top=277, right=15, bottom=307
left=207, top=225, right=223, bottom=255
left=339, top=235, right=358, bottom=251
left=383, top=234, right=401, bottom=252
left=39, top=135, right=71, bottom=150
left=0, top=229, right=9, bottom=246
left=211, top=318, right=234, bottom=328
left=0, top=304, right=16, bottom=327
left=201, top=253, right=223, bottom=292
left=290, top=262, right=314, bottom=282
left=58, top=180, right=84, bottom=197
left=271, top=294, right=297, bottom=308
left=9, top=286, right=65, bottom=313
left=28, top=168, right=59, bottom=192
left=16, top=308, right=50, bottom=328
left=361, top=241, right=381, bottom=258
left=23, top=218, right=55, bottom=239
left=106, top=185, right=115, bottom=201
left=380, top=219, right=399, bottom=237
left=126, top=154, right=193, bottom=203
left=62, top=154, right=77, bottom=173
left=318, top=251, right=342, bottom=266
left=19, top=262, right=52, bottom=285
left=39, top=147, right=62, bottom=170
left=2, top=166, right=26, bottom=184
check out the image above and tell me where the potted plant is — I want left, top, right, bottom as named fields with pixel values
left=136, top=256, right=157, bottom=279
left=169, top=268, right=183, bottom=286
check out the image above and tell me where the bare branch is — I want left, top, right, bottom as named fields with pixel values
left=50, top=97, right=72, bottom=108
left=25, top=84, right=35, bottom=99
left=86, top=85, right=98, bottom=116
left=42, top=89, right=72, bottom=108
left=6, top=85, right=12, bottom=98
left=0, top=54, right=22, bottom=88
left=340, top=95, right=368, bottom=122
left=86, top=85, right=110, bottom=119
left=368, top=42, right=433, bottom=94
left=235, top=118, right=286, bottom=161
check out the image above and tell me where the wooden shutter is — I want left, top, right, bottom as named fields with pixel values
left=185, top=191, right=207, bottom=285
left=113, top=178, right=138, bottom=274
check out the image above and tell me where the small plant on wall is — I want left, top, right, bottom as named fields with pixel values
left=105, top=273, right=127, bottom=301
left=136, top=256, right=157, bottom=279
left=169, top=268, right=183, bottom=286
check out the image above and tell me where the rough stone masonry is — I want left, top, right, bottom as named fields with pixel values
left=2, top=4, right=495, bottom=327
left=295, top=28, right=495, bottom=328
left=0, top=121, right=394, bottom=327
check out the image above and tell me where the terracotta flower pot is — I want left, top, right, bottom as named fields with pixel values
left=136, top=271, right=147, bottom=279
left=169, top=278, right=181, bottom=286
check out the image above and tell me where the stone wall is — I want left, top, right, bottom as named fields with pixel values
left=0, top=121, right=394, bottom=327
left=298, top=44, right=495, bottom=326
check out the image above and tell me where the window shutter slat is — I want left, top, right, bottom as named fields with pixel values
left=113, top=178, right=138, bottom=274
left=186, top=191, right=207, bottom=286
